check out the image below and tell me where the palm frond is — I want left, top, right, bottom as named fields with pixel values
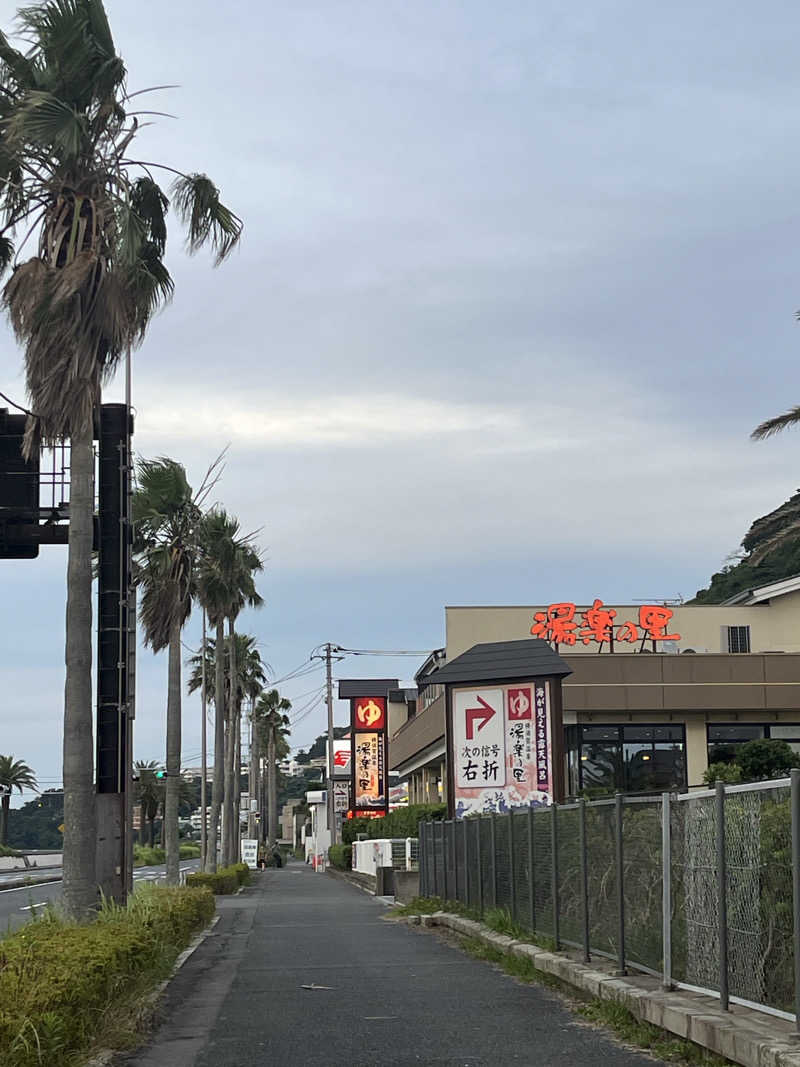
left=130, top=176, right=167, bottom=254
left=171, top=173, right=242, bottom=265
left=6, top=89, right=85, bottom=159
left=751, top=406, right=800, bottom=441
left=0, top=30, right=36, bottom=90
left=0, top=235, right=15, bottom=276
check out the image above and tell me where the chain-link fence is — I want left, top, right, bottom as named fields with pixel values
left=418, top=774, right=800, bottom=1023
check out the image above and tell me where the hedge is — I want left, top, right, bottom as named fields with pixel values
left=186, top=862, right=250, bottom=895
left=328, top=843, right=351, bottom=870
left=341, top=803, right=447, bottom=845
left=0, top=884, right=215, bottom=1067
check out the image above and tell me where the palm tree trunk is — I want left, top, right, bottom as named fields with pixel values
left=0, top=793, right=8, bottom=846
left=149, top=815, right=155, bottom=848
left=234, top=695, right=241, bottom=858
left=268, top=730, right=278, bottom=844
left=222, top=618, right=237, bottom=867
left=248, top=703, right=258, bottom=839
left=206, top=618, right=225, bottom=872
left=164, top=617, right=182, bottom=885
left=62, top=418, right=97, bottom=919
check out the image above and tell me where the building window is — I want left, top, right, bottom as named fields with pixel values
left=567, top=724, right=686, bottom=796
left=707, top=723, right=800, bottom=763
left=725, top=625, right=751, bottom=653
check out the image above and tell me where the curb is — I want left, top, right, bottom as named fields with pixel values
left=85, top=914, right=221, bottom=1067
left=0, top=873, right=62, bottom=893
left=420, top=912, right=800, bottom=1067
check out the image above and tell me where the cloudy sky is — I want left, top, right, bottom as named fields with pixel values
left=3, top=0, right=800, bottom=800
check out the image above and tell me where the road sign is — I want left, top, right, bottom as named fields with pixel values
left=451, top=682, right=555, bottom=816
left=240, top=838, right=258, bottom=869
left=453, top=689, right=505, bottom=790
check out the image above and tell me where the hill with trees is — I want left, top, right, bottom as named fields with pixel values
left=691, top=489, right=800, bottom=603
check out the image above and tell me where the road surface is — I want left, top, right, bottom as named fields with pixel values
left=0, top=859, right=201, bottom=934
left=121, top=861, right=666, bottom=1067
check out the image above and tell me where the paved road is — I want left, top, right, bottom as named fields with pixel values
left=0, top=860, right=201, bottom=934
left=121, top=862, right=665, bottom=1067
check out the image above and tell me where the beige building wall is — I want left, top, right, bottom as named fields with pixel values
left=446, top=594, right=800, bottom=660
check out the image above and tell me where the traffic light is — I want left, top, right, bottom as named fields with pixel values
left=155, top=770, right=168, bottom=780
left=0, top=408, right=39, bottom=559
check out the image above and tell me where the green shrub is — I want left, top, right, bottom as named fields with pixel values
left=702, top=761, right=743, bottom=785
left=736, top=739, right=799, bottom=780
left=185, top=863, right=247, bottom=895
left=132, top=844, right=165, bottom=867
left=328, top=843, right=352, bottom=869
left=229, top=862, right=250, bottom=886
left=0, top=885, right=214, bottom=1067
left=341, top=803, right=446, bottom=845
left=179, top=844, right=201, bottom=859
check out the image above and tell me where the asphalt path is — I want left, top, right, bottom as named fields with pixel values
left=0, top=859, right=201, bottom=934
left=121, top=862, right=666, bottom=1067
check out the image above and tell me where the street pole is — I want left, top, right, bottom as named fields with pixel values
left=325, top=642, right=336, bottom=847
left=200, top=608, right=207, bottom=869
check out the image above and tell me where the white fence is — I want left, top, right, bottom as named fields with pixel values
left=352, top=838, right=418, bottom=877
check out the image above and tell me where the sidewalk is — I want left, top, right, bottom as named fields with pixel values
left=120, top=859, right=665, bottom=1067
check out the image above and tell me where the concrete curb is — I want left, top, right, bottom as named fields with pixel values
left=421, top=912, right=800, bottom=1067
left=85, top=914, right=221, bottom=1067
left=0, top=873, right=62, bottom=893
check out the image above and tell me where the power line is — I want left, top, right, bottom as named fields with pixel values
left=0, top=389, right=33, bottom=415
left=337, top=647, right=432, bottom=657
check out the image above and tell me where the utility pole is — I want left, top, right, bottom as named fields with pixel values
left=325, top=643, right=336, bottom=846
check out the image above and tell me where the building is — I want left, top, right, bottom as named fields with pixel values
left=389, top=580, right=800, bottom=799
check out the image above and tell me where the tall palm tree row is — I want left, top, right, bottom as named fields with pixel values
left=0, top=0, right=242, bottom=918
left=0, top=756, right=37, bottom=846
left=132, top=458, right=202, bottom=884
left=188, top=631, right=267, bottom=863
left=194, top=510, right=263, bottom=869
left=253, top=690, right=291, bottom=846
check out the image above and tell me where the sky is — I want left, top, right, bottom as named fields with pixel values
left=3, top=0, right=800, bottom=801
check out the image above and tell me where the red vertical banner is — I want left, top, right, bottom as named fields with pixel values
left=351, top=696, right=388, bottom=816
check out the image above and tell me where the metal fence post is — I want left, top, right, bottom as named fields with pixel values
left=551, top=802, right=560, bottom=950
left=662, top=794, right=672, bottom=990
left=528, top=806, right=536, bottom=934
left=490, top=813, right=498, bottom=909
left=476, top=816, right=484, bottom=915
left=792, top=769, right=800, bottom=1033
left=432, top=823, right=439, bottom=898
left=420, top=823, right=426, bottom=894
left=579, top=798, right=590, bottom=963
left=463, top=818, right=470, bottom=908
left=453, top=818, right=460, bottom=902
left=444, top=821, right=451, bottom=902
left=615, top=793, right=626, bottom=976
left=716, top=780, right=729, bottom=1011
left=508, top=810, right=517, bottom=921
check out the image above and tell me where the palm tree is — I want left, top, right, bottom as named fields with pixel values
left=253, top=691, right=291, bottom=845
left=187, top=632, right=267, bottom=847
left=133, top=457, right=201, bottom=884
left=133, top=759, right=163, bottom=847
left=0, top=756, right=36, bottom=845
left=751, top=410, right=800, bottom=559
left=195, top=512, right=263, bottom=870
left=0, top=1, right=241, bottom=918
left=223, top=542, right=263, bottom=865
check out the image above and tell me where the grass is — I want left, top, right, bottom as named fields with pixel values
left=391, top=898, right=558, bottom=952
